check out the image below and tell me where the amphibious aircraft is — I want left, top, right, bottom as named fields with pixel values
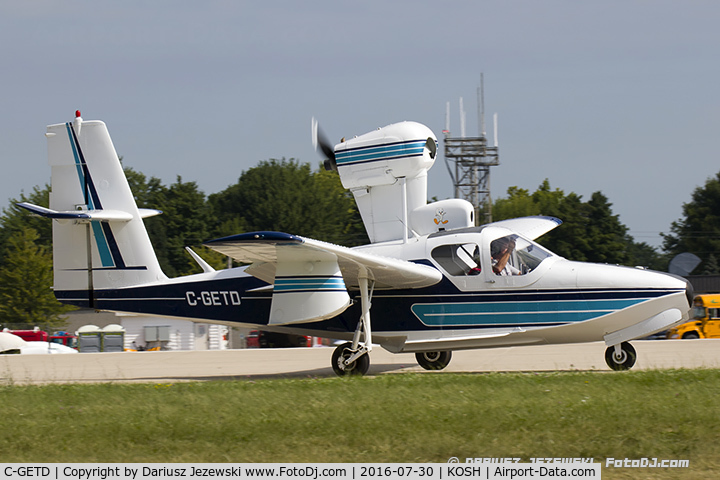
left=18, top=112, right=692, bottom=375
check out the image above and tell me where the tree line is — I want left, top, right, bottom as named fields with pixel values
left=1, top=158, right=719, bottom=326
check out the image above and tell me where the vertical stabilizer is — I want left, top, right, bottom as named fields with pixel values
left=45, top=115, right=166, bottom=305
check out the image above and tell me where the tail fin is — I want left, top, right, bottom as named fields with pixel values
left=21, top=114, right=166, bottom=306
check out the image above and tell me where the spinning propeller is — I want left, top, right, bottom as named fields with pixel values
left=311, top=117, right=338, bottom=172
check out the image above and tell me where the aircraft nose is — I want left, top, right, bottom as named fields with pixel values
left=667, top=272, right=695, bottom=308
left=685, top=280, right=695, bottom=308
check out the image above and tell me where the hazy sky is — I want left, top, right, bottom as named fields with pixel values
left=1, top=1, right=718, bottom=248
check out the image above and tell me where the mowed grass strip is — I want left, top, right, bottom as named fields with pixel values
left=1, top=369, right=718, bottom=475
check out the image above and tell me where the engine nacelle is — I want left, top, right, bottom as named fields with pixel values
left=335, top=121, right=437, bottom=189
left=334, top=122, right=438, bottom=243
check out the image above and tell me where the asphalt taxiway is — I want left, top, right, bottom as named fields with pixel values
left=2, top=339, right=720, bottom=385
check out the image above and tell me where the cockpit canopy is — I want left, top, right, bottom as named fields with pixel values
left=429, top=227, right=555, bottom=278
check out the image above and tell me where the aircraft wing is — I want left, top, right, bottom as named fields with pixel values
left=485, top=216, right=562, bottom=240
left=204, top=231, right=442, bottom=290
left=204, top=231, right=442, bottom=325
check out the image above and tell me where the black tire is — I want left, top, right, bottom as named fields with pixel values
left=415, top=351, right=452, bottom=370
left=682, top=331, right=700, bottom=339
left=331, top=342, right=370, bottom=376
left=605, top=342, right=637, bottom=371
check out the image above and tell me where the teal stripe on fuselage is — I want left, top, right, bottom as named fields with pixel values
left=411, top=298, right=646, bottom=327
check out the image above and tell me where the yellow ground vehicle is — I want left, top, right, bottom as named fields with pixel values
left=667, top=294, right=720, bottom=339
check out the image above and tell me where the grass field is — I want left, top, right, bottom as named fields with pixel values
left=1, top=369, right=719, bottom=479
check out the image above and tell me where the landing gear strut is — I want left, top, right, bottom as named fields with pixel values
left=415, top=351, right=452, bottom=370
left=605, top=342, right=637, bottom=371
left=332, top=277, right=374, bottom=377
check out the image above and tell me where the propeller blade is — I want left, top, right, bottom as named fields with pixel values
left=312, top=117, right=338, bottom=172
left=425, top=137, right=437, bottom=159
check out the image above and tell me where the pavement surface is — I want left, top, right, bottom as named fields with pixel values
left=2, top=339, right=720, bottom=385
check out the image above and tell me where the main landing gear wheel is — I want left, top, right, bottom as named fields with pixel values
left=332, top=342, right=370, bottom=376
left=605, top=342, right=637, bottom=371
left=415, top=351, right=452, bottom=371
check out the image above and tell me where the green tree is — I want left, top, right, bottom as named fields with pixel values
left=583, top=192, right=630, bottom=264
left=702, top=254, right=720, bottom=275
left=125, top=169, right=224, bottom=277
left=159, top=176, right=221, bottom=276
left=663, top=171, right=720, bottom=269
left=0, top=228, right=74, bottom=327
left=209, top=159, right=367, bottom=246
left=124, top=165, right=165, bottom=209
left=0, top=185, right=53, bottom=264
left=627, top=240, right=668, bottom=271
left=493, top=180, right=657, bottom=267
left=493, top=186, right=539, bottom=219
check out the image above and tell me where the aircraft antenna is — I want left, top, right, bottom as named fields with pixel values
left=494, top=112, right=499, bottom=147
left=444, top=76, right=500, bottom=225
left=445, top=102, right=450, bottom=133
left=443, top=103, right=456, bottom=185
left=478, top=73, right=486, bottom=137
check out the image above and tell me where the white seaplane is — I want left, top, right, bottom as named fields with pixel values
left=18, top=112, right=692, bottom=375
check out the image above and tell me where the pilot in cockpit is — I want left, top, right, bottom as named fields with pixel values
left=491, top=236, right=520, bottom=276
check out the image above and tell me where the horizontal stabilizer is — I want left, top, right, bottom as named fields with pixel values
left=138, top=208, right=163, bottom=219
left=204, top=231, right=442, bottom=290
left=17, top=202, right=161, bottom=222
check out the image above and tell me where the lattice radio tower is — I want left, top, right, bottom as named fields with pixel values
left=443, top=75, right=499, bottom=225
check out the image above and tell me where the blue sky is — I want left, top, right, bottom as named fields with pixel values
left=1, top=1, right=718, bottom=248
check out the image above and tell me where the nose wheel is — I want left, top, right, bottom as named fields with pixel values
left=605, top=342, right=637, bottom=371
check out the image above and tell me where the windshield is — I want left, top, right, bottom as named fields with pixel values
left=490, top=234, right=553, bottom=276
left=514, top=236, right=553, bottom=273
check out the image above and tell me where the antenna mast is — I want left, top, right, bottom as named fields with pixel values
left=444, top=74, right=500, bottom=225
left=478, top=72, right=486, bottom=137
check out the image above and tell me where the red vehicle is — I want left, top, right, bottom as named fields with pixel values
left=4, top=328, right=78, bottom=349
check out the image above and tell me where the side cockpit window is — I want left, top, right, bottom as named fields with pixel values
left=431, top=243, right=481, bottom=276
